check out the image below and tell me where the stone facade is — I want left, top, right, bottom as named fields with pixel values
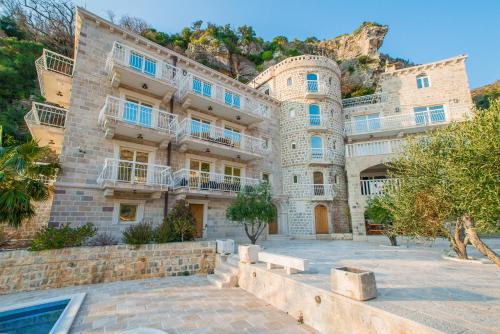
left=0, top=241, right=215, bottom=294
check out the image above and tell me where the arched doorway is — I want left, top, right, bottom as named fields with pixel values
left=313, top=171, right=324, bottom=196
left=314, top=204, right=329, bottom=234
left=268, top=204, right=278, bottom=235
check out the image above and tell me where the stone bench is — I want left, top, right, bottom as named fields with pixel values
left=258, top=252, right=309, bottom=275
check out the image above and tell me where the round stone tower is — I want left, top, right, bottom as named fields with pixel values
left=251, top=55, right=349, bottom=238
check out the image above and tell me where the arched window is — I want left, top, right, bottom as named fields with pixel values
left=416, top=73, right=430, bottom=89
left=289, top=107, right=296, bottom=118
left=313, top=172, right=325, bottom=196
left=287, top=77, right=293, bottom=86
left=310, top=136, right=323, bottom=160
left=306, top=73, right=318, bottom=92
left=309, top=104, right=321, bottom=126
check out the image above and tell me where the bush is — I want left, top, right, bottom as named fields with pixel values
left=30, top=223, right=96, bottom=251
left=122, top=221, right=154, bottom=245
left=261, top=50, right=273, bottom=61
left=154, top=220, right=180, bottom=243
left=351, top=86, right=375, bottom=97
left=357, top=55, right=371, bottom=64
left=166, top=200, right=196, bottom=242
left=88, top=232, right=118, bottom=246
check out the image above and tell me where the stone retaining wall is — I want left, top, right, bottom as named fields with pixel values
left=0, top=241, right=216, bottom=295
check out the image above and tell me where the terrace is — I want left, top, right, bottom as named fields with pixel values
left=24, top=102, right=67, bottom=154
left=285, top=183, right=335, bottom=200
left=35, top=49, right=74, bottom=108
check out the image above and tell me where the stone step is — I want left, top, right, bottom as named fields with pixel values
left=267, top=235, right=294, bottom=240
left=208, top=257, right=240, bottom=288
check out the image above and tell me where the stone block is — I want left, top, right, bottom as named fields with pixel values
left=258, top=251, right=309, bottom=274
left=238, top=244, right=260, bottom=264
left=216, top=239, right=235, bottom=254
left=331, top=267, right=377, bottom=301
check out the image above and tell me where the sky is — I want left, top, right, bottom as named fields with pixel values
left=74, top=0, right=500, bottom=88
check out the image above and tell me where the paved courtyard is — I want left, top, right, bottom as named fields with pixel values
left=0, top=276, right=315, bottom=334
left=261, top=237, right=500, bottom=334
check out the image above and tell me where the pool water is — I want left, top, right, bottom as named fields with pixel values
left=0, top=299, right=69, bottom=334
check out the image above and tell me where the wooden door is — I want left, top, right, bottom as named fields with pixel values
left=189, top=204, right=204, bottom=238
left=315, top=205, right=329, bottom=234
left=268, top=218, right=278, bottom=234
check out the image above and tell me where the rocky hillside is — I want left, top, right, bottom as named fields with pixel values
left=471, top=81, right=500, bottom=109
left=140, top=22, right=412, bottom=98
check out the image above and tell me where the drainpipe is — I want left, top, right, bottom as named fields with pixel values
left=163, top=55, right=179, bottom=220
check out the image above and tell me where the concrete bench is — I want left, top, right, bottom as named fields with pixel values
left=258, top=251, right=309, bottom=275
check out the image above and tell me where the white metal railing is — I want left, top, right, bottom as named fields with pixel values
left=346, top=139, right=405, bottom=158
left=24, top=102, right=67, bottom=128
left=344, top=109, right=449, bottom=135
left=342, top=93, right=386, bottom=109
left=97, top=158, right=171, bottom=188
left=310, top=148, right=334, bottom=162
left=172, top=169, right=261, bottom=194
left=286, top=184, right=335, bottom=198
left=106, top=41, right=177, bottom=86
left=360, top=179, right=398, bottom=196
left=98, top=96, right=177, bottom=134
left=307, top=114, right=327, bottom=127
left=177, top=72, right=270, bottom=119
left=177, top=118, right=269, bottom=156
left=35, top=49, right=74, bottom=97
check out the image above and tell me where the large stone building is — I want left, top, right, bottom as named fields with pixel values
left=23, top=7, right=473, bottom=241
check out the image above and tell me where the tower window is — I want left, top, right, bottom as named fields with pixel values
left=287, top=77, right=293, bottom=86
left=293, top=175, right=298, bottom=183
left=416, top=74, right=430, bottom=89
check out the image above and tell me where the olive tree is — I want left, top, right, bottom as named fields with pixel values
left=386, top=100, right=499, bottom=266
left=226, top=182, right=276, bottom=244
left=365, top=194, right=398, bottom=246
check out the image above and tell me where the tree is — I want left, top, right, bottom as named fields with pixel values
left=166, top=200, right=195, bottom=242
left=226, top=183, right=276, bottom=244
left=365, top=194, right=398, bottom=246
left=0, top=141, right=59, bottom=227
left=386, top=101, right=500, bottom=266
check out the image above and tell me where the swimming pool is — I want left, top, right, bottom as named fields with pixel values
left=0, top=293, right=85, bottom=334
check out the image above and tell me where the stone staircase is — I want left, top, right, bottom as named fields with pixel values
left=207, top=254, right=240, bottom=288
left=266, top=235, right=294, bottom=241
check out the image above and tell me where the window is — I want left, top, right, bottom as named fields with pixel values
left=309, top=104, right=321, bottom=126
left=144, top=58, right=157, bottom=76
left=190, top=117, right=212, bottom=140
left=306, top=73, right=318, bottom=92
left=224, top=90, right=241, bottom=109
left=293, top=175, right=298, bottom=183
left=128, top=51, right=156, bottom=77
left=262, top=172, right=271, bottom=183
left=328, top=77, right=332, bottom=85
left=129, top=51, right=143, bottom=71
left=353, top=113, right=381, bottom=133
left=414, top=105, right=445, bottom=125
left=287, top=77, right=293, bottom=86
left=291, top=142, right=296, bottom=149
left=262, top=137, right=270, bottom=150
left=118, top=148, right=149, bottom=183
left=289, top=108, right=296, bottom=118
left=264, top=89, right=270, bottom=95
left=119, top=203, right=138, bottom=222
left=124, top=98, right=154, bottom=127
left=416, top=74, right=430, bottom=89
left=224, top=125, right=241, bottom=147
left=332, top=141, right=336, bottom=150
left=310, top=136, right=323, bottom=160
left=189, top=160, right=211, bottom=188
left=224, top=165, right=242, bottom=189
left=192, top=77, right=212, bottom=97
left=334, top=174, right=338, bottom=184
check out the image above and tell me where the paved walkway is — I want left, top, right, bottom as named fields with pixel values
left=261, top=238, right=500, bottom=334
left=0, top=276, right=316, bottom=334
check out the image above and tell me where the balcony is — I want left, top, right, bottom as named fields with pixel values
left=360, top=179, right=398, bottom=197
left=342, top=93, right=386, bottom=110
left=35, top=49, right=74, bottom=107
left=346, top=139, right=405, bottom=158
left=98, top=96, right=177, bottom=146
left=309, top=148, right=334, bottom=166
left=172, top=169, right=261, bottom=198
left=176, top=119, right=269, bottom=161
left=106, top=42, right=177, bottom=101
left=97, top=158, right=171, bottom=196
left=24, top=102, right=67, bottom=154
left=305, top=80, right=329, bottom=98
left=177, top=72, right=269, bottom=125
left=344, top=108, right=450, bottom=138
left=285, top=183, right=335, bottom=200
left=306, top=114, right=329, bottom=131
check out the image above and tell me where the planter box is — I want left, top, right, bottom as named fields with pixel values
left=331, top=267, right=377, bottom=301
left=238, top=244, right=260, bottom=264
left=216, top=239, right=235, bottom=254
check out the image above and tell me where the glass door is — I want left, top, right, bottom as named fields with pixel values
left=224, top=166, right=241, bottom=191
left=118, top=148, right=149, bottom=184
left=189, top=160, right=211, bottom=189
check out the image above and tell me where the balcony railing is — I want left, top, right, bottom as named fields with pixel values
left=310, top=148, right=334, bottom=163
left=97, top=158, right=171, bottom=188
left=177, top=118, right=269, bottom=156
left=35, top=49, right=74, bottom=98
left=307, top=114, right=328, bottom=128
left=172, top=169, right=261, bottom=194
left=286, top=184, right=335, bottom=198
left=342, top=93, right=386, bottom=109
left=106, top=41, right=177, bottom=86
left=360, top=179, right=398, bottom=196
left=99, top=96, right=177, bottom=134
left=24, top=102, right=67, bottom=128
left=177, top=72, right=270, bottom=119
left=344, top=109, right=449, bottom=136
left=346, top=139, right=405, bottom=158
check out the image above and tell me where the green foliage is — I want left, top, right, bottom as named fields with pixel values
left=357, top=55, right=371, bottom=64
left=351, top=86, right=375, bottom=97
left=386, top=100, right=500, bottom=238
left=0, top=141, right=60, bottom=227
left=166, top=200, right=195, bottom=242
left=154, top=219, right=179, bottom=243
left=472, top=81, right=500, bottom=109
left=261, top=50, right=274, bottom=61
left=30, top=223, right=96, bottom=251
left=122, top=221, right=155, bottom=245
left=226, top=183, right=276, bottom=244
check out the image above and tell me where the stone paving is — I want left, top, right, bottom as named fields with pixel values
left=0, top=276, right=316, bottom=334
left=260, top=237, right=500, bottom=334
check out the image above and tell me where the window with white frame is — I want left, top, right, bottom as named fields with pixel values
left=416, top=74, right=430, bottom=89
left=306, top=73, right=318, bottom=92
left=414, top=105, right=445, bottom=125
left=124, top=97, right=154, bottom=127
left=289, top=107, right=296, bottom=118
left=287, top=77, right=293, bottom=86
left=353, top=113, right=381, bottom=133
left=262, top=172, right=271, bottom=183
left=310, top=136, right=323, bottom=160
left=115, top=201, right=144, bottom=224
left=309, top=104, right=321, bottom=126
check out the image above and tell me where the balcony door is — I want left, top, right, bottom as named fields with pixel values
left=307, top=73, right=318, bottom=92
left=118, top=148, right=149, bottom=184
left=190, top=117, right=211, bottom=141
left=124, top=98, right=153, bottom=128
left=353, top=113, right=380, bottom=133
left=189, top=160, right=211, bottom=189
left=224, top=125, right=241, bottom=148
left=313, top=171, right=325, bottom=196
left=414, top=105, right=445, bottom=125
left=311, top=136, right=324, bottom=160
left=224, top=165, right=242, bottom=192
left=309, top=104, right=321, bottom=126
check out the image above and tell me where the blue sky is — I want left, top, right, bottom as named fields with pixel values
left=75, top=0, right=500, bottom=88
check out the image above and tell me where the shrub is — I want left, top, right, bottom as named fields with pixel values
left=122, top=221, right=154, bottom=246
left=357, top=55, right=371, bottom=64
left=261, top=50, right=273, bottom=61
left=154, top=220, right=180, bottom=243
left=30, top=223, right=96, bottom=251
left=166, top=200, right=196, bottom=242
left=351, top=86, right=375, bottom=97
left=88, top=232, right=118, bottom=246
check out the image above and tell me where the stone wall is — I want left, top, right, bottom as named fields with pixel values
left=0, top=241, right=215, bottom=295
left=1, top=197, right=53, bottom=241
